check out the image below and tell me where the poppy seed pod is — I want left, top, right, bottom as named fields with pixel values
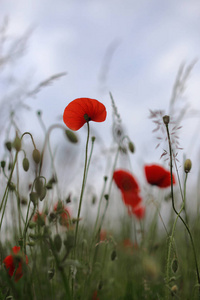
left=184, top=159, right=192, bottom=173
left=163, top=115, right=170, bottom=125
left=32, top=149, right=41, bottom=164
left=22, top=157, right=29, bottom=172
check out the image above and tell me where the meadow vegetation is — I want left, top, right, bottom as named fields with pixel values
left=0, top=19, right=200, bottom=300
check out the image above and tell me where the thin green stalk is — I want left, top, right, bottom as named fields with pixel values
left=164, top=117, right=200, bottom=297
left=0, top=151, right=18, bottom=230
left=97, top=146, right=120, bottom=233
left=92, top=176, right=108, bottom=242
left=74, top=121, right=90, bottom=248
left=49, top=237, right=71, bottom=299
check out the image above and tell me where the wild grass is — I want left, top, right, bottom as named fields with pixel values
left=1, top=18, right=200, bottom=300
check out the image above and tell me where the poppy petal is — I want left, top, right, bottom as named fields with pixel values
left=144, top=164, right=175, bottom=188
left=63, top=98, right=107, bottom=131
left=113, top=170, right=140, bottom=192
left=132, top=205, right=145, bottom=219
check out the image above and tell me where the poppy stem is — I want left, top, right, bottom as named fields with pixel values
left=164, top=119, right=200, bottom=298
left=74, top=121, right=90, bottom=249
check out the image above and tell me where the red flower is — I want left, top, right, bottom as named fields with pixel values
left=144, top=164, right=176, bottom=188
left=131, top=205, right=145, bottom=219
left=54, top=202, right=71, bottom=227
left=63, top=98, right=107, bottom=131
left=113, top=170, right=140, bottom=192
left=3, top=246, right=28, bottom=282
left=113, top=170, right=141, bottom=208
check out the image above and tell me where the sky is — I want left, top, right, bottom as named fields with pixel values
left=1, top=0, right=200, bottom=208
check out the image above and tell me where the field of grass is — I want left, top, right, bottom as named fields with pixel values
left=0, top=88, right=200, bottom=300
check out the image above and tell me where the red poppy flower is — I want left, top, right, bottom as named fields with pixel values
left=3, top=246, right=28, bottom=282
left=113, top=170, right=141, bottom=208
left=63, top=98, right=107, bottom=131
left=113, top=170, right=140, bottom=193
left=131, top=205, right=145, bottom=219
left=144, top=164, right=176, bottom=188
left=54, top=202, right=71, bottom=227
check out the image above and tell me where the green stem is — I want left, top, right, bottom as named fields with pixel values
left=165, top=121, right=200, bottom=297
left=97, top=146, right=120, bottom=233
left=0, top=152, right=18, bottom=230
left=74, top=122, right=90, bottom=248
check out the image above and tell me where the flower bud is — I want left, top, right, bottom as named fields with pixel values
left=22, top=157, right=29, bottom=172
left=29, top=233, right=39, bottom=240
left=184, top=159, right=192, bottom=173
left=13, top=135, right=21, bottom=152
left=1, top=160, right=6, bottom=169
left=28, top=221, right=37, bottom=229
left=46, top=182, right=53, bottom=190
left=32, top=149, right=41, bottom=164
left=163, top=115, right=170, bottom=125
left=54, top=234, right=62, bottom=252
left=8, top=182, right=16, bottom=191
left=35, top=178, right=44, bottom=196
left=5, top=141, right=12, bottom=152
left=64, top=232, right=75, bottom=250
left=128, top=141, right=135, bottom=153
left=65, top=130, right=78, bottom=143
left=39, top=186, right=47, bottom=201
left=104, top=194, right=109, bottom=201
left=30, top=192, right=38, bottom=206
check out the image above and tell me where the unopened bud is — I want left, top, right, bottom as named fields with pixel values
left=32, top=149, right=41, bottom=164
left=1, top=160, right=6, bottom=169
left=65, top=130, right=78, bottom=143
left=184, top=159, right=192, bottom=173
left=5, top=141, right=12, bottom=152
left=104, top=194, right=109, bottom=201
left=13, top=135, right=21, bottom=152
left=28, top=221, right=37, bottom=229
left=39, top=187, right=47, bottom=201
left=91, top=136, right=96, bottom=142
left=35, top=178, right=44, bottom=196
left=128, top=141, right=135, bottom=153
left=30, top=192, right=38, bottom=206
left=22, top=157, right=29, bottom=172
left=54, top=234, right=62, bottom=252
left=8, top=182, right=16, bottom=191
left=163, top=115, right=170, bottom=125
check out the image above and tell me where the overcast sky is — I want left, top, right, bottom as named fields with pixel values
left=1, top=0, right=200, bottom=192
